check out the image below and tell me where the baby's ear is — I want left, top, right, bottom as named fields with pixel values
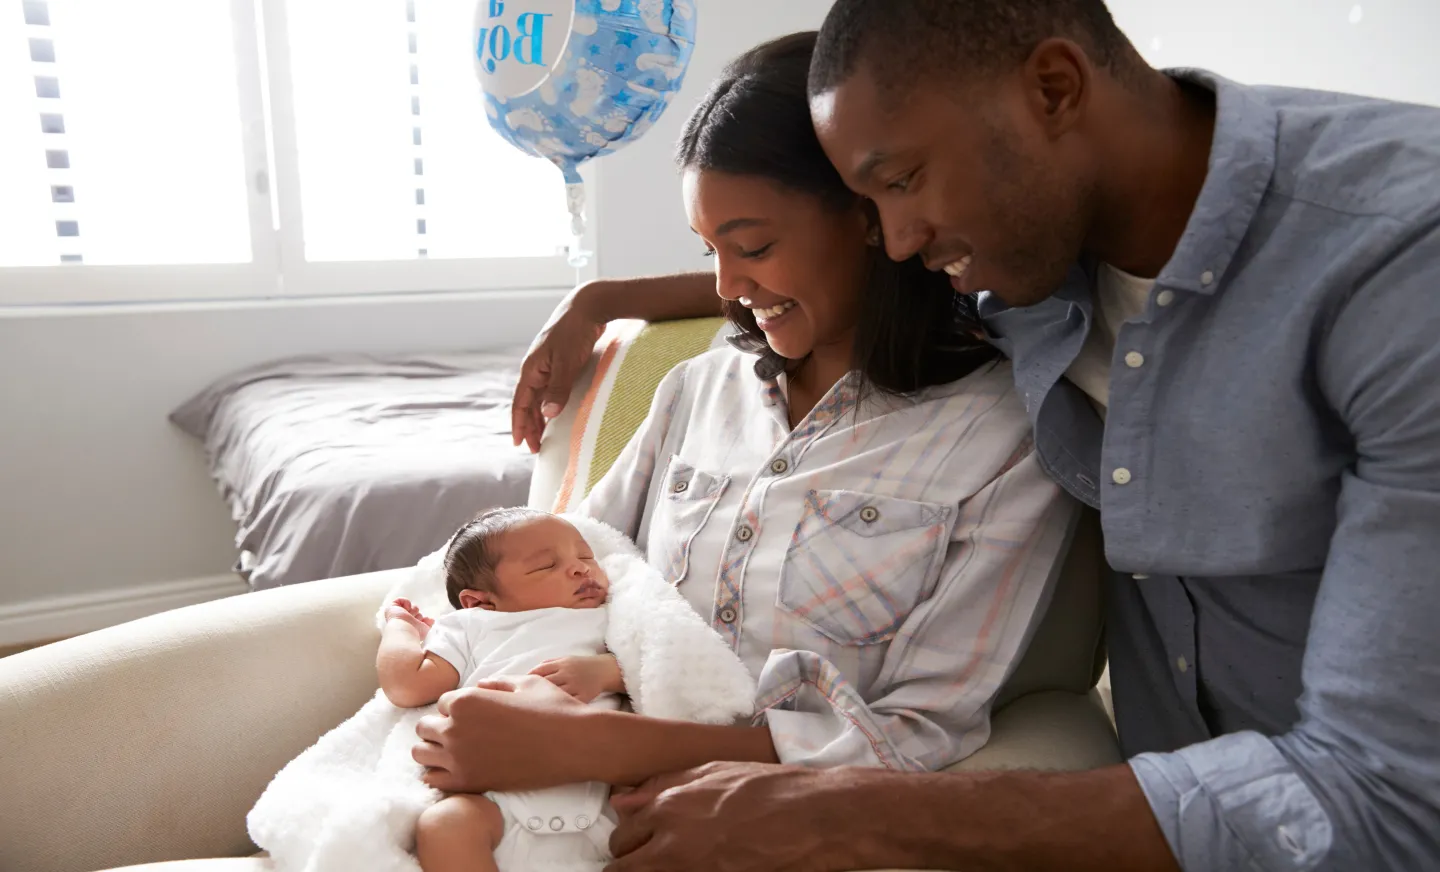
left=459, top=589, right=497, bottom=610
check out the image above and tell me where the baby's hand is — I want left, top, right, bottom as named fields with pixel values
left=383, top=597, right=433, bottom=636
left=529, top=655, right=623, bottom=703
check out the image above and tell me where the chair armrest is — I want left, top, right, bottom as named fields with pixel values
left=0, top=570, right=406, bottom=872
left=949, top=689, right=1123, bottom=773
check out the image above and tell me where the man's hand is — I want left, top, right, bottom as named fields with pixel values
left=607, top=762, right=880, bottom=872
left=530, top=654, right=624, bottom=702
left=511, top=273, right=722, bottom=453
left=412, top=674, right=595, bottom=793
left=511, top=289, right=606, bottom=454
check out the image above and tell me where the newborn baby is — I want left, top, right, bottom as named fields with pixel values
left=377, top=508, right=620, bottom=872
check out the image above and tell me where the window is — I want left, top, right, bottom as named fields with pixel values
left=0, top=0, right=585, bottom=304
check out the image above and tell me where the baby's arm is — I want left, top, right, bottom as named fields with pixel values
left=377, top=600, right=460, bottom=708
left=529, top=654, right=625, bottom=703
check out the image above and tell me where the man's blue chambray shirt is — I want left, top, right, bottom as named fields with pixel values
left=978, top=70, right=1440, bottom=870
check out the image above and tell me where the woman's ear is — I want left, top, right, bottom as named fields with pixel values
left=859, top=198, right=882, bottom=247
left=458, top=589, right=498, bottom=610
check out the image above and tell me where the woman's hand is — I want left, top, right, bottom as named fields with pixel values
left=511, top=287, right=607, bottom=454
left=530, top=654, right=624, bottom=702
left=412, top=674, right=597, bottom=792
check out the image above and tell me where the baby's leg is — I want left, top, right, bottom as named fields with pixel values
left=416, top=793, right=505, bottom=872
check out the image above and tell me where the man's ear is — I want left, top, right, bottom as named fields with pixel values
left=1023, top=38, right=1090, bottom=140
left=459, top=589, right=498, bottom=610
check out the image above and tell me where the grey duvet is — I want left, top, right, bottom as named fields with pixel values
left=171, top=351, right=533, bottom=590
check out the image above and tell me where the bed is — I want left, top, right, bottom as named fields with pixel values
left=171, top=351, right=534, bottom=590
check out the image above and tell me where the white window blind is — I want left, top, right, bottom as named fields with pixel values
left=0, top=0, right=583, bottom=304
left=0, top=0, right=253, bottom=269
left=283, top=0, right=569, bottom=263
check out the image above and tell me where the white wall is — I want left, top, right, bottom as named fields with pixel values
left=1107, top=0, right=1440, bottom=107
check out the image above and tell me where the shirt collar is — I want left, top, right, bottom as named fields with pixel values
left=978, top=69, right=1278, bottom=322
left=725, top=332, right=868, bottom=412
left=725, top=331, right=800, bottom=382
left=1157, top=68, right=1279, bottom=297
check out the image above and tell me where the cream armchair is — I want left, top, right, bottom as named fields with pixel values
left=0, top=320, right=1120, bottom=872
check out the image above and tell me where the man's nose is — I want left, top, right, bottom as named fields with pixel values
left=876, top=202, right=933, bottom=264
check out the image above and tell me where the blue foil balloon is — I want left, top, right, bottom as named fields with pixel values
left=473, top=0, right=698, bottom=265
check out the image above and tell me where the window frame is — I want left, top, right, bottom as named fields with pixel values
left=0, top=0, right=594, bottom=306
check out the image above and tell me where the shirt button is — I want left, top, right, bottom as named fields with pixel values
left=1177, top=656, right=1189, bottom=673
left=575, top=815, right=592, bottom=830
left=719, top=607, right=737, bottom=623
left=859, top=506, right=880, bottom=523
left=527, top=817, right=543, bottom=831
left=1200, top=270, right=1215, bottom=286
left=1156, top=290, right=1176, bottom=307
left=736, top=525, right=753, bottom=542
left=1112, top=468, right=1132, bottom=485
left=1124, top=351, right=1145, bottom=369
left=549, top=816, right=566, bottom=831
left=672, top=480, right=689, bottom=494
left=770, top=458, right=789, bottom=475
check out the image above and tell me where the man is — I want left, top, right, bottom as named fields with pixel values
left=423, top=1, right=1440, bottom=869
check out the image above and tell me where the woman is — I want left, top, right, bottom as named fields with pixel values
left=415, top=31, right=1074, bottom=793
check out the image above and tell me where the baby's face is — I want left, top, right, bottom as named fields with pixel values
left=475, top=515, right=610, bottom=612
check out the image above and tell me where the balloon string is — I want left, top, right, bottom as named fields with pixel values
left=566, top=180, right=591, bottom=269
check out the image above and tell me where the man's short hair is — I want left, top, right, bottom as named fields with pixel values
left=810, top=0, right=1133, bottom=99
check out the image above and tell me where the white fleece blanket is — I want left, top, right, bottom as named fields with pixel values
left=248, top=515, right=756, bottom=872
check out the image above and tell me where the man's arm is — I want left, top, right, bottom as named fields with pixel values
left=574, top=272, right=720, bottom=322
left=606, top=761, right=1177, bottom=872
left=512, top=273, right=719, bottom=452
left=1126, top=220, right=1440, bottom=872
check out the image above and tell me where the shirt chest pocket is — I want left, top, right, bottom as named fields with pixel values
left=653, top=456, right=730, bottom=585
left=778, top=490, right=953, bottom=646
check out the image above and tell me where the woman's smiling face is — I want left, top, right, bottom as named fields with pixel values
left=684, top=167, right=870, bottom=362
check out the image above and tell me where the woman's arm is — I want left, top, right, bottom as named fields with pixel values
left=758, top=451, right=1078, bottom=771
left=377, top=617, right=461, bottom=708
left=585, top=712, right=780, bottom=786
left=513, top=274, right=719, bottom=452
left=411, top=675, right=777, bottom=793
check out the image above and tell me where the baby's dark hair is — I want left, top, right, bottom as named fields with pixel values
left=443, top=507, right=549, bottom=608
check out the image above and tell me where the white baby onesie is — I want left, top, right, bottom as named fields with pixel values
left=424, top=606, right=617, bottom=872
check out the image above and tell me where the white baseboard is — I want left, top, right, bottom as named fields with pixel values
left=0, top=574, right=248, bottom=647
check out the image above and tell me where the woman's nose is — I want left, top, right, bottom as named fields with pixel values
left=713, top=254, right=750, bottom=302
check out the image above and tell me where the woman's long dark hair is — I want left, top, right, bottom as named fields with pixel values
left=675, top=31, right=998, bottom=395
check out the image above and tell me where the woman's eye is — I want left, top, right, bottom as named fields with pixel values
left=739, top=242, right=774, bottom=259
left=701, top=248, right=716, bottom=258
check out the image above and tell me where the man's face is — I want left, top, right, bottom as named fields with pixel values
left=811, top=59, right=1095, bottom=308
